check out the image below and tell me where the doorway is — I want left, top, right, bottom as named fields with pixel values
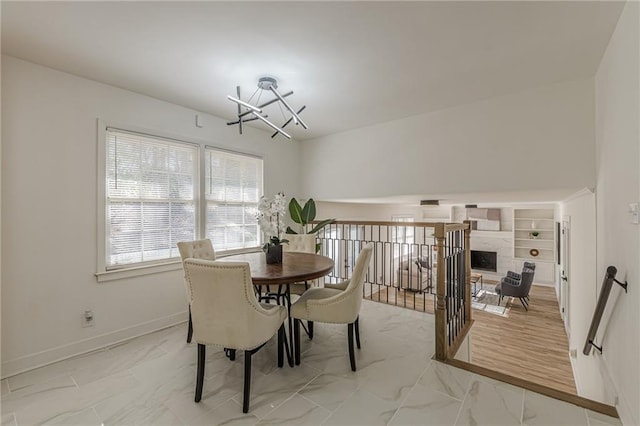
left=560, top=217, right=571, bottom=337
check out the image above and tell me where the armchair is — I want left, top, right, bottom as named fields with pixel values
left=495, top=265, right=535, bottom=311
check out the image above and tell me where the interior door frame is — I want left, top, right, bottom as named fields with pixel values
left=560, top=216, right=571, bottom=337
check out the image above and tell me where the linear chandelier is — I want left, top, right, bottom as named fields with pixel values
left=227, top=77, right=307, bottom=139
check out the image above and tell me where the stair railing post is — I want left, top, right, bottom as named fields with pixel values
left=463, top=221, right=472, bottom=328
left=434, top=223, right=447, bottom=360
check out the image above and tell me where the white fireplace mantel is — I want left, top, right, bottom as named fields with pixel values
left=469, top=231, right=514, bottom=281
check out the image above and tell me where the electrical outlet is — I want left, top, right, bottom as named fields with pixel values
left=82, top=310, right=95, bottom=327
left=570, top=348, right=577, bottom=358
left=629, top=203, right=639, bottom=224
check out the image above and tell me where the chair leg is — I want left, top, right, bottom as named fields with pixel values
left=187, top=306, right=193, bottom=343
left=225, top=348, right=236, bottom=360
left=294, top=319, right=301, bottom=366
left=195, top=344, right=205, bottom=402
left=348, top=323, right=356, bottom=371
left=277, top=324, right=285, bottom=368
left=300, top=320, right=314, bottom=340
left=519, top=297, right=528, bottom=311
left=355, top=317, right=361, bottom=349
left=243, top=350, right=252, bottom=413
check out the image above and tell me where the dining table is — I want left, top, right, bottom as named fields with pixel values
left=218, top=251, right=334, bottom=366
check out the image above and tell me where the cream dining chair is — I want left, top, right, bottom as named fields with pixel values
left=282, top=233, right=318, bottom=338
left=290, top=242, right=374, bottom=371
left=177, top=239, right=216, bottom=344
left=183, top=258, right=287, bottom=413
left=282, top=233, right=317, bottom=295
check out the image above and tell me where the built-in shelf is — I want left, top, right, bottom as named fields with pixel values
left=513, top=208, right=556, bottom=263
left=471, top=230, right=513, bottom=238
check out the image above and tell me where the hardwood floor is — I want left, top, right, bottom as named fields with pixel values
left=471, top=283, right=577, bottom=395
left=366, top=283, right=577, bottom=395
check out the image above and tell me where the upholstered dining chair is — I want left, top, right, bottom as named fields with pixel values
left=183, top=259, right=287, bottom=413
left=290, top=242, right=374, bottom=371
left=282, top=233, right=317, bottom=295
left=282, top=233, right=318, bottom=338
left=177, top=239, right=216, bottom=343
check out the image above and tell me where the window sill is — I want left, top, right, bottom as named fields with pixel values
left=95, top=248, right=264, bottom=282
left=217, top=247, right=263, bottom=258
left=96, top=261, right=183, bottom=283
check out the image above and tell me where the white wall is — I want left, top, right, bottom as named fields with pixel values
left=560, top=192, right=615, bottom=404
left=0, top=53, right=3, bottom=375
left=316, top=201, right=423, bottom=222
left=594, top=2, right=640, bottom=424
left=300, top=78, right=595, bottom=201
left=0, top=56, right=301, bottom=377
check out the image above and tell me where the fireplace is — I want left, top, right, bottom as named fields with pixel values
left=471, top=250, right=497, bottom=272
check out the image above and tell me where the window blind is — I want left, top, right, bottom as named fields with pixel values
left=205, top=147, right=263, bottom=251
left=392, top=216, right=415, bottom=258
left=105, top=129, right=198, bottom=269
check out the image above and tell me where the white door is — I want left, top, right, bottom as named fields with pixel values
left=560, top=218, right=570, bottom=336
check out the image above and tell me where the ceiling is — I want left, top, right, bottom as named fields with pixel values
left=1, top=1, right=625, bottom=142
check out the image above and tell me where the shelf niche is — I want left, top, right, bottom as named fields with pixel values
left=513, top=208, right=556, bottom=262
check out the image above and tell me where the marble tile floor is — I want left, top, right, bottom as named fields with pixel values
left=1, top=300, right=622, bottom=426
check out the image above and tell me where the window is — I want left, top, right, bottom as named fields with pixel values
left=99, top=126, right=264, bottom=277
left=104, top=128, right=198, bottom=269
left=391, top=216, right=415, bottom=244
left=204, top=147, right=262, bottom=251
left=391, top=215, right=415, bottom=258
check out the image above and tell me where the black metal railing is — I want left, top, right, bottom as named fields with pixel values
left=439, top=224, right=470, bottom=355
left=310, top=221, right=440, bottom=312
left=308, top=220, right=472, bottom=360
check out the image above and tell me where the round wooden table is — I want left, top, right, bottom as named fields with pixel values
left=219, top=251, right=334, bottom=285
left=219, top=251, right=334, bottom=366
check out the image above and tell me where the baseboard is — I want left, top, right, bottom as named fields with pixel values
left=569, top=354, right=584, bottom=397
left=599, top=352, right=637, bottom=426
left=1, top=311, right=187, bottom=379
left=614, top=385, right=635, bottom=426
left=532, top=281, right=555, bottom=288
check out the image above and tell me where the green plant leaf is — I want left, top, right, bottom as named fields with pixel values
left=301, top=198, right=316, bottom=224
left=309, top=218, right=336, bottom=234
left=289, top=198, right=303, bottom=225
left=285, top=226, right=298, bottom=234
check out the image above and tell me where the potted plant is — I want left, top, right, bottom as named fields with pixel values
left=286, top=198, right=336, bottom=253
left=529, top=231, right=540, bottom=239
left=256, top=192, right=289, bottom=263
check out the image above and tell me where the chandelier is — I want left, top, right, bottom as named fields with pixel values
left=226, top=77, right=307, bottom=140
